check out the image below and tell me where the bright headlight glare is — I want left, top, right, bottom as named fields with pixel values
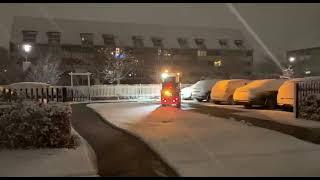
left=161, top=72, right=169, bottom=79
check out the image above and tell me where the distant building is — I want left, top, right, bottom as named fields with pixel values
left=9, top=16, right=253, bottom=85
left=287, top=47, right=320, bottom=77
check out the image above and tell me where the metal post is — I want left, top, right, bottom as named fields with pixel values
left=294, top=82, right=299, bottom=119
left=87, top=73, right=91, bottom=101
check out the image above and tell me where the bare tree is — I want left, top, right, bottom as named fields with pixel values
left=95, top=47, right=139, bottom=84
left=25, top=55, right=62, bottom=85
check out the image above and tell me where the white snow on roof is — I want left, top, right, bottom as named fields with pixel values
left=11, top=16, right=249, bottom=49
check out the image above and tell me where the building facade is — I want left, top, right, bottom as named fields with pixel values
left=287, top=47, right=320, bottom=77
left=9, top=16, right=254, bottom=85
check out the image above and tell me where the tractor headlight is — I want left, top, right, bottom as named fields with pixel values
left=161, top=72, right=169, bottom=79
left=164, top=90, right=172, bottom=97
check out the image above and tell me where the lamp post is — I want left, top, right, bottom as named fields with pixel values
left=21, top=43, right=32, bottom=72
left=22, top=43, right=32, bottom=62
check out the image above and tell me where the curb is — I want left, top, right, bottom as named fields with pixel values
left=190, top=103, right=320, bottom=144
left=71, top=127, right=99, bottom=177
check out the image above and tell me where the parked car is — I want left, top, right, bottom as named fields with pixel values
left=211, top=79, right=251, bottom=105
left=181, top=84, right=195, bottom=100
left=233, top=79, right=287, bottom=108
left=191, top=79, right=220, bottom=102
left=7, top=82, right=50, bottom=90
left=277, top=76, right=320, bottom=110
left=6, top=82, right=51, bottom=99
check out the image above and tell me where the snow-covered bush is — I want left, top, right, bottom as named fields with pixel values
left=0, top=100, right=77, bottom=149
left=299, top=94, right=320, bottom=121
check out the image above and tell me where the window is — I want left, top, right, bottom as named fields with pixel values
left=197, top=50, right=207, bottom=57
left=132, top=36, right=144, bottom=48
left=214, top=60, right=222, bottom=67
left=194, top=38, right=206, bottom=49
left=234, top=40, right=244, bottom=48
left=22, top=30, right=38, bottom=43
left=151, top=37, right=163, bottom=48
left=177, top=38, right=189, bottom=49
left=218, top=39, right=228, bottom=48
left=80, top=33, right=94, bottom=47
left=162, top=49, right=172, bottom=57
left=102, top=34, right=116, bottom=48
left=47, top=31, right=61, bottom=45
left=246, top=50, right=253, bottom=57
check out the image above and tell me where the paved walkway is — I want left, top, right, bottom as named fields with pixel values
left=70, top=103, right=177, bottom=177
left=88, top=102, right=320, bottom=177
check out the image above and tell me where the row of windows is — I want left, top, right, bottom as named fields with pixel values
left=97, top=35, right=245, bottom=49
left=21, top=30, right=245, bottom=49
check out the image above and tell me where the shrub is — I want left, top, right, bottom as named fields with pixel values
left=0, top=100, right=77, bottom=149
left=299, top=94, right=320, bottom=121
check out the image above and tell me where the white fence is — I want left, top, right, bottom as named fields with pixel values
left=90, top=84, right=162, bottom=98
left=54, top=84, right=192, bottom=101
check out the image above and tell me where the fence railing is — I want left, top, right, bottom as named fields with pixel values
left=0, top=84, right=192, bottom=103
left=294, top=80, right=320, bottom=118
left=0, top=87, right=68, bottom=103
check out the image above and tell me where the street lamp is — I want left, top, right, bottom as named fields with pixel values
left=22, top=43, right=32, bottom=62
left=289, top=56, right=295, bottom=63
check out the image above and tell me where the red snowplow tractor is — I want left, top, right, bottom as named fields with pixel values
left=160, top=70, right=181, bottom=108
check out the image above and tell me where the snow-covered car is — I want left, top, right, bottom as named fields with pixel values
left=277, top=76, right=320, bottom=110
left=7, top=82, right=50, bottom=90
left=211, top=79, right=251, bottom=105
left=233, top=79, right=287, bottom=108
left=181, top=84, right=195, bottom=100
left=6, top=82, right=51, bottom=98
left=191, top=79, right=221, bottom=102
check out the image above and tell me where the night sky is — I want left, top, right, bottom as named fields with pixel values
left=1, top=3, right=320, bottom=63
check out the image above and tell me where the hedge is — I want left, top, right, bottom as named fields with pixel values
left=0, top=100, right=77, bottom=149
left=299, top=94, right=320, bottom=121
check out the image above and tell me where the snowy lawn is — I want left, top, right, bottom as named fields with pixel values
left=88, top=102, right=320, bottom=177
left=0, top=128, right=98, bottom=177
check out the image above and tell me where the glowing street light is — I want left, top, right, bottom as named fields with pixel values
left=289, top=56, right=295, bottom=63
left=22, top=43, right=32, bottom=62
left=23, top=44, right=32, bottom=53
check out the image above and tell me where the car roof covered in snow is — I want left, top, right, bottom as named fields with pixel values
left=7, top=82, right=50, bottom=89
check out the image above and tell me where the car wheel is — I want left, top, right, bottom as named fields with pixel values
left=244, top=104, right=252, bottom=109
left=196, top=98, right=203, bottom=102
left=206, top=93, right=211, bottom=102
left=213, top=101, right=220, bottom=104
left=265, top=98, right=277, bottom=109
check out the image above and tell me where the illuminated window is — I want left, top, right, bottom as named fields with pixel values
left=151, top=37, right=163, bottom=48
left=163, top=49, right=172, bottom=57
left=132, top=36, right=144, bottom=48
left=197, top=50, right=207, bottom=57
left=194, top=38, right=206, bottom=49
left=177, top=38, right=189, bottom=49
left=214, top=60, right=222, bottom=67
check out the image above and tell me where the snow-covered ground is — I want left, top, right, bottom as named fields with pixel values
left=191, top=102, right=320, bottom=128
left=0, top=128, right=98, bottom=177
left=88, top=102, right=320, bottom=177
